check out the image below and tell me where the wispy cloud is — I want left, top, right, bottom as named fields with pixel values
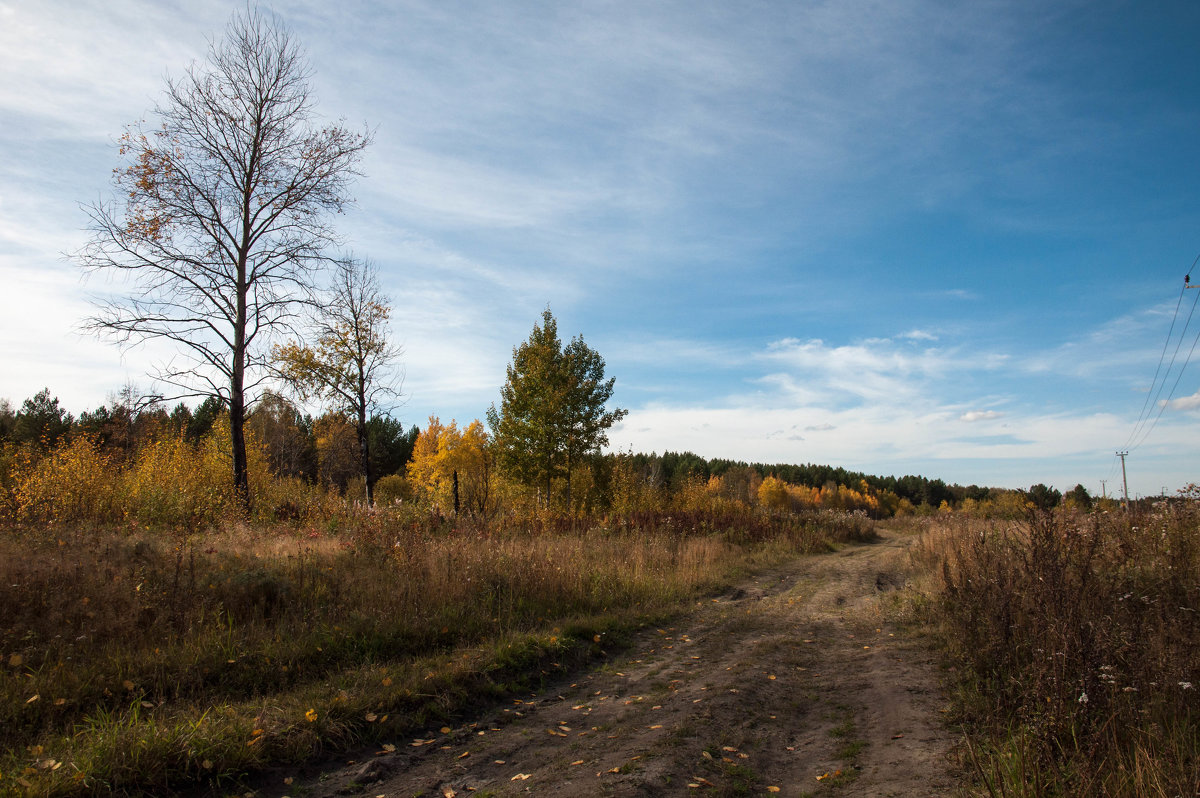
left=960, top=410, right=1005, bottom=422
left=754, top=336, right=964, bottom=407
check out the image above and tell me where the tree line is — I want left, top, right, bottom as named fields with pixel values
left=0, top=387, right=417, bottom=495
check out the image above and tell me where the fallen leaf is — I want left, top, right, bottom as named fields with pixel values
left=365, top=713, right=378, bottom=722
left=511, top=773, right=531, bottom=781
left=767, top=787, right=781, bottom=793
left=442, top=787, right=456, bottom=798
left=440, top=726, right=452, bottom=734
left=8, top=654, right=23, bottom=667
left=25, top=694, right=39, bottom=704
left=381, top=743, right=396, bottom=752
left=458, top=751, right=470, bottom=759
left=570, top=759, right=584, bottom=765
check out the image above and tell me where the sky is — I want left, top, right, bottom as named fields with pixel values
left=2, top=0, right=1200, bottom=498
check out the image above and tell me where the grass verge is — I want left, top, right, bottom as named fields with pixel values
left=2, top=510, right=854, bottom=796
left=911, top=504, right=1200, bottom=797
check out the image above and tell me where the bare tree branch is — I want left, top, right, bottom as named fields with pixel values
left=76, top=8, right=371, bottom=505
left=274, top=256, right=402, bottom=503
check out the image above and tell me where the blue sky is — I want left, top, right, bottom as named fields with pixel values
left=2, top=0, right=1199, bottom=498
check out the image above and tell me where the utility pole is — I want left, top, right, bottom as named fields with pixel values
left=1116, top=451, right=1130, bottom=508
left=1100, top=479, right=1107, bottom=500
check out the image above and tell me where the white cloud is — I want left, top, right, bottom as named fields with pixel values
left=1167, top=391, right=1200, bottom=411
left=754, top=336, right=962, bottom=407
left=960, top=410, right=1005, bottom=422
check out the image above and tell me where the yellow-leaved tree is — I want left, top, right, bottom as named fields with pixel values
left=407, top=416, right=491, bottom=516
left=275, top=258, right=401, bottom=504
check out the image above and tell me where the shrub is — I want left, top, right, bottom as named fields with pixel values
left=934, top=506, right=1200, bottom=795
left=12, top=436, right=118, bottom=524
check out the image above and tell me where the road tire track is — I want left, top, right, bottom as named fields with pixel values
left=274, top=529, right=960, bottom=797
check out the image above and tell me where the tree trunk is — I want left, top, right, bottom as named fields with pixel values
left=231, top=274, right=249, bottom=511
left=565, top=450, right=572, bottom=515
left=358, top=407, right=373, bottom=505
left=230, top=384, right=249, bottom=511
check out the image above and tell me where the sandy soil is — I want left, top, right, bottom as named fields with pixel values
left=268, top=529, right=961, bottom=797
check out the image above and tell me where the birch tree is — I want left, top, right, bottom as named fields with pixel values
left=274, top=258, right=401, bottom=503
left=76, top=8, right=370, bottom=507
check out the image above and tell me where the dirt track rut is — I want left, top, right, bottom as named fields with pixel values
left=273, top=530, right=960, bottom=797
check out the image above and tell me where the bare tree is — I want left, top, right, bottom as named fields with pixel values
left=274, top=257, right=402, bottom=504
left=77, top=8, right=371, bottom=506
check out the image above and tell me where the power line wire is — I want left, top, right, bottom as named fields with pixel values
left=1124, top=277, right=1188, bottom=447
left=1123, top=262, right=1200, bottom=451
left=1131, top=309, right=1200, bottom=450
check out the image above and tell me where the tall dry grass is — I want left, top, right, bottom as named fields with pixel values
left=919, top=505, right=1199, bottom=796
left=0, top=501, right=847, bottom=796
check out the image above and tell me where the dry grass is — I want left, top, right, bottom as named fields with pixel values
left=0, top=505, right=849, bottom=796
left=914, top=504, right=1200, bottom=797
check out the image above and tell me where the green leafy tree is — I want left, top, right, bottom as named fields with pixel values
left=186, top=396, right=226, bottom=443
left=1027, top=483, right=1062, bottom=511
left=14, top=389, right=73, bottom=448
left=487, top=309, right=626, bottom=510
left=367, top=415, right=417, bottom=479
left=1065, top=483, right=1093, bottom=511
left=0, top=399, right=16, bottom=443
left=76, top=9, right=371, bottom=508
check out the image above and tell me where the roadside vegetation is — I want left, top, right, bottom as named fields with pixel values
left=0, top=392, right=886, bottom=797
left=911, top=494, right=1200, bottom=797
left=9, top=6, right=1193, bottom=796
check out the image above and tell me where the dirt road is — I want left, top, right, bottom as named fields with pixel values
left=276, top=530, right=960, bottom=797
